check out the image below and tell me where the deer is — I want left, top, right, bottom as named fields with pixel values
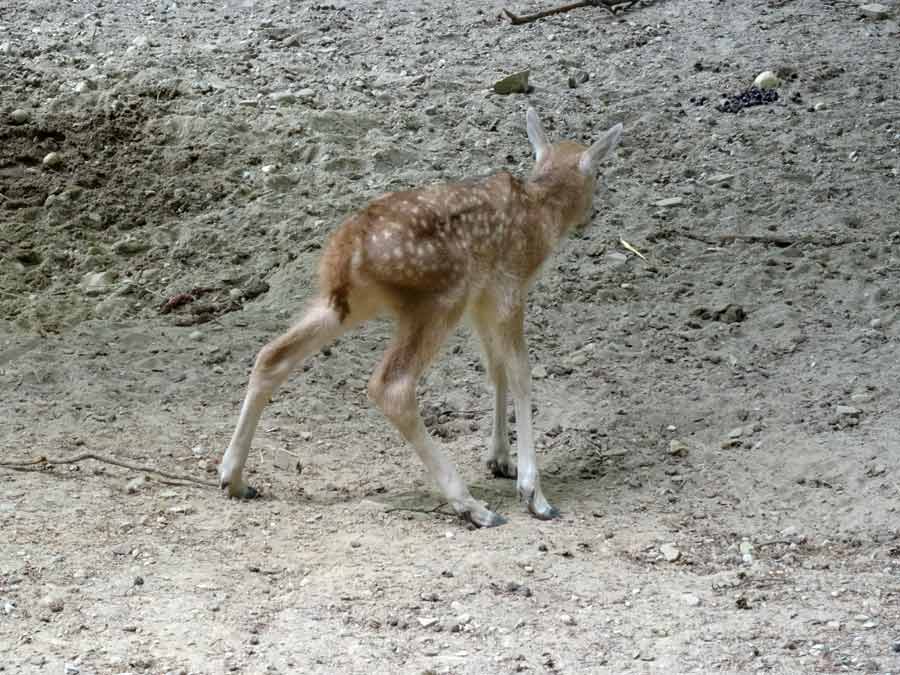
left=218, top=108, right=623, bottom=527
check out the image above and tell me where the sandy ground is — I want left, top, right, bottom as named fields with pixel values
left=2, top=0, right=900, bottom=673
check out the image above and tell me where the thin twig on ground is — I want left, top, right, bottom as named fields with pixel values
left=676, top=230, right=859, bottom=249
left=503, top=0, right=638, bottom=25
left=0, top=452, right=218, bottom=488
left=384, top=502, right=449, bottom=515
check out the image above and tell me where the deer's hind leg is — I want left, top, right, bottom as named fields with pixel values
left=220, top=297, right=357, bottom=499
left=368, top=298, right=507, bottom=528
left=472, top=312, right=516, bottom=480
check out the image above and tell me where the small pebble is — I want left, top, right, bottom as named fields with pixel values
left=493, top=69, right=529, bottom=95
left=653, top=197, right=684, bottom=207
left=836, top=405, right=861, bottom=417
left=42, top=596, right=64, bottom=613
left=668, top=440, right=689, bottom=457
left=559, top=613, right=576, bottom=626
left=43, top=152, right=63, bottom=168
left=417, top=617, right=438, bottom=628
left=753, top=70, right=780, bottom=89
left=660, top=543, right=680, bottom=562
left=134, top=576, right=144, bottom=586
left=859, top=3, right=890, bottom=19
left=683, top=593, right=702, bottom=607
left=126, top=475, right=148, bottom=494
left=9, top=108, right=30, bottom=125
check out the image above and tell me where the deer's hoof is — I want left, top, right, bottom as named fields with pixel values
left=462, top=507, right=507, bottom=528
left=220, top=477, right=260, bottom=500
left=519, top=486, right=559, bottom=520
left=487, top=457, right=517, bottom=479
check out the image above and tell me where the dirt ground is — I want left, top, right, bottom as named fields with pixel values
left=2, top=0, right=900, bottom=673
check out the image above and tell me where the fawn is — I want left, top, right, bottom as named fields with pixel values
left=219, top=108, right=623, bottom=527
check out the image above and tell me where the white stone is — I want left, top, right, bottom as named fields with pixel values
left=859, top=3, right=890, bottom=19
left=753, top=70, right=780, bottom=89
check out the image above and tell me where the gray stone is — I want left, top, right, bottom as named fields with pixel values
left=41, top=595, right=65, bottom=613
left=81, top=271, right=116, bottom=296
left=859, top=3, right=890, bottom=19
left=9, top=108, right=30, bottom=125
left=112, top=238, right=150, bottom=256
left=653, top=197, right=684, bottom=207
left=42, top=152, right=63, bottom=168
left=269, top=90, right=297, bottom=105
left=836, top=405, right=861, bottom=417
left=668, top=440, right=689, bottom=457
left=493, top=70, right=530, bottom=95
left=683, top=593, right=702, bottom=607
left=126, top=475, right=148, bottom=494
left=660, top=543, right=681, bottom=562
left=708, top=173, right=734, bottom=185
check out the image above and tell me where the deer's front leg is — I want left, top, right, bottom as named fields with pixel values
left=502, top=313, right=559, bottom=521
left=478, top=334, right=516, bottom=479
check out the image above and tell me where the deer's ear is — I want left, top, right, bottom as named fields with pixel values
left=526, top=108, right=550, bottom=163
left=579, top=123, right=623, bottom=175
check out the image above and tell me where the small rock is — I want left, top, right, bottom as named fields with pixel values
left=112, top=238, right=150, bottom=256
left=9, top=108, right=30, bottom=125
left=134, top=576, right=144, bottom=586
left=836, top=405, right=861, bottom=417
left=126, top=475, right=148, bottom=494
left=559, top=613, right=576, bottom=626
left=42, top=596, right=64, bottom=613
left=132, top=35, right=150, bottom=48
left=64, top=663, right=80, bottom=675
left=707, top=173, right=734, bottom=185
left=667, top=440, right=689, bottom=457
left=270, top=90, right=297, bottom=105
left=682, top=593, right=702, bottom=607
left=813, top=102, right=827, bottom=112
left=739, top=540, right=754, bottom=563
left=456, top=613, right=472, bottom=626
left=891, top=640, right=900, bottom=653
left=296, top=88, right=316, bottom=100
left=531, top=364, right=547, bottom=379
left=417, top=617, right=438, bottom=628
left=0, top=41, right=12, bottom=55
left=727, top=427, right=744, bottom=439
left=779, top=525, right=799, bottom=539
left=188, top=330, right=203, bottom=341
left=74, top=80, right=95, bottom=94
left=653, top=197, right=684, bottom=207
left=493, top=69, right=530, bottom=95
left=42, top=152, right=63, bottom=168
left=660, top=543, right=680, bottom=562
left=859, top=3, right=890, bottom=19
left=753, top=70, right=781, bottom=90
left=81, top=271, right=116, bottom=296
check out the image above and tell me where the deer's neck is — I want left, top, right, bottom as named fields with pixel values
left=523, top=176, right=584, bottom=247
